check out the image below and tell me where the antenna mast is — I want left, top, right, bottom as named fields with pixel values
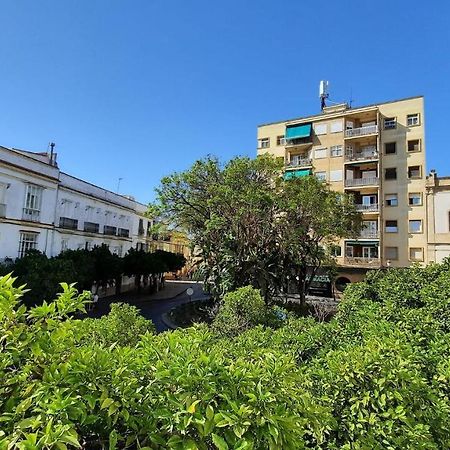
left=319, top=80, right=329, bottom=111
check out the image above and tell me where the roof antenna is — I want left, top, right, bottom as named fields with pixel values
left=49, top=142, right=56, bottom=166
left=116, top=177, right=123, bottom=194
left=319, top=80, right=329, bottom=111
left=349, top=87, right=354, bottom=108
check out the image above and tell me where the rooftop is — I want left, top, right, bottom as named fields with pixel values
left=258, top=95, right=424, bottom=128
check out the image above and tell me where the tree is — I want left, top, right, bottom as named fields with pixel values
left=156, top=155, right=361, bottom=302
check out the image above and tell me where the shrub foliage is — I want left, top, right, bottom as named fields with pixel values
left=1, top=261, right=450, bottom=449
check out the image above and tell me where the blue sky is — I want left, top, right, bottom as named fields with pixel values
left=0, top=1, right=449, bottom=203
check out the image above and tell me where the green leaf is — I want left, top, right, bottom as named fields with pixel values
left=101, top=398, right=114, bottom=410
left=212, top=433, right=229, bottom=450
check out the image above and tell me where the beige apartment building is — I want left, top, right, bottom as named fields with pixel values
left=257, top=95, right=427, bottom=285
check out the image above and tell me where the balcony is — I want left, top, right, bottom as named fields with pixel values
left=343, top=256, right=381, bottom=268
left=84, top=222, right=100, bottom=233
left=285, top=136, right=313, bottom=150
left=23, top=208, right=40, bottom=222
left=0, top=203, right=5, bottom=218
left=345, top=125, right=378, bottom=138
left=345, top=177, right=379, bottom=188
left=118, top=228, right=130, bottom=238
left=104, top=225, right=117, bottom=236
left=359, top=229, right=379, bottom=239
left=345, top=148, right=378, bottom=162
left=355, top=203, right=379, bottom=212
left=286, top=158, right=312, bottom=169
left=59, top=217, right=78, bottom=230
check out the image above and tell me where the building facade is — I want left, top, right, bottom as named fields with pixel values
left=0, top=145, right=152, bottom=261
left=257, top=96, right=427, bottom=284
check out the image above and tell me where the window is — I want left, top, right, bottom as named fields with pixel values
left=330, top=145, right=343, bottom=157
left=61, top=239, right=68, bottom=252
left=408, top=165, right=422, bottom=179
left=409, top=247, right=424, bottom=261
left=385, top=194, right=398, bottom=207
left=384, top=117, right=396, bottom=129
left=276, top=135, right=286, bottom=146
left=0, top=183, right=7, bottom=217
left=408, top=139, right=421, bottom=152
left=314, top=148, right=327, bottom=159
left=385, top=168, right=397, bottom=180
left=408, top=193, right=422, bottom=206
left=314, top=123, right=327, bottom=135
left=330, top=244, right=341, bottom=257
left=330, top=120, right=343, bottom=133
left=385, top=142, right=396, bottom=154
left=138, top=219, right=145, bottom=235
left=385, top=220, right=398, bottom=233
left=84, top=222, right=100, bottom=233
left=23, top=184, right=43, bottom=222
left=329, top=170, right=343, bottom=182
left=385, top=247, right=399, bottom=260
left=118, top=228, right=130, bottom=237
left=315, top=171, right=327, bottom=181
left=59, top=217, right=78, bottom=230
left=407, top=113, right=420, bottom=126
left=409, top=220, right=422, bottom=233
left=104, top=225, right=117, bottom=236
left=258, top=138, right=270, bottom=149
left=18, top=232, right=38, bottom=257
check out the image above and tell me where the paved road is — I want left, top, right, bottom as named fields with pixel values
left=86, top=281, right=208, bottom=332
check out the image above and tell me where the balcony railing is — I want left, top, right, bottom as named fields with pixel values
left=286, top=158, right=312, bottom=169
left=118, top=228, right=130, bottom=238
left=59, top=217, right=78, bottom=230
left=344, top=256, right=380, bottom=267
left=285, top=136, right=313, bottom=147
left=84, top=222, right=100, bottom=233
left=345, top=177, right=379, bottom=187
left=0, top=203, right=6, bottom=218
left=345, top=150, right=378, bottom=162
left=23, top=208, right=40, bottom=222
left=345, top=125, right=378, bottom=138
left=104, top=225, right=117, bottom=236
left=360, top=229, right=379, bottom=238
left=355, top=203, right=379, bottom=212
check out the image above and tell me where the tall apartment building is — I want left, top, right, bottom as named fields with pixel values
left=257, top=96, right=427, bottom=285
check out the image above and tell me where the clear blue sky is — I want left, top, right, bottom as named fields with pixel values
left=1, top=1, right=449, bottom=203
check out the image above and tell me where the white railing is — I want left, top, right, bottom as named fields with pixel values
left=345, top=150, right=378, bottom=162
left=345, top=177, right=379, bottom=187
left=355, top=203, right=379, bottom=212
left=345, top=125, right=378, bottom=138
left=22, top=208, right=40, bottom=222
left=344, top=256, right=380, bottom=267
left=0, top=203, right=5, bottom=218
left=360, top=230, right=379, bottom=238
left=286, top=158, right=312, bottom=168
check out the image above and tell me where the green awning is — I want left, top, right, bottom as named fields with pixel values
left=284, top=169, right=311, bottom=180
left=285, top=123, right=312, bottom=140
left=345, top=241, right=379, bottom=247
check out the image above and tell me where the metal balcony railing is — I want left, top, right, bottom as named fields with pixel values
left=345, top=150, right=378, bottom=162
left=0, top=203, right=6, bottom=218
left=345, top=177, right=379, bottom=187
left=360, top=229, right=379, bottom=238
left=23, top=208, right=41, bottom=222
left=344, top=256, right=380, bottom=267
left=345, top=125, right=378, bottom=138
left=355, top=203, right=379, bottom=212
left=286, top=158, right=312, bottom=168
left=285, top=136, right=313, bottom=147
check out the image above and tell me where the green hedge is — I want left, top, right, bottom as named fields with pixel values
left=1, top=261, right=450, bottom=449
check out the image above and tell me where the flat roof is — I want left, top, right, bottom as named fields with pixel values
left=257, top=95, right=424, bottom=128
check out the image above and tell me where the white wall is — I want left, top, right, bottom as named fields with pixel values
left=434, top=191, right=450, bottom=234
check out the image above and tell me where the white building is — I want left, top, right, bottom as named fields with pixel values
left=0, top=145, right=151, bottom=261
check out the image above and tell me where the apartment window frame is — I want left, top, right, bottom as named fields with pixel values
left=258, top=137, right=270, bottom=149
left=407, top=113, right=420, bottom=127
left=315, top=171, right=327, bottom=181
left=385, top=220, right=398, bottom=233
left=18, top=231, right=38, bottom=258
left=330, top=244, right=341, bottom=257
left=23, top=184, right=43, bottom=222
left=330, top=145, right=343, bottom=157
left=314, top=147, right=327, bottom=159
left=385, top=246, right=399, bottom=261
left=384, top=142, right=396, bottom=155
left=407, top=139, right=421, bottom=152
left=385, top=167, right=397, bottom=180
left=408, top=165, right=422, bottom=179
left=314, top=123, right=327, bottom=135
left=409, top=219, right=423, bottom=234
left=330, top=120, right=343, bottom=133
left=408, top=192, right=422, bottom=206
left=409, top=247, right=424, bottom=262
left=385, top=193, right=398, bottom=207
left=384, top=117, right=397, bottom=130
left=276, top=135, right=286, bottom=146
